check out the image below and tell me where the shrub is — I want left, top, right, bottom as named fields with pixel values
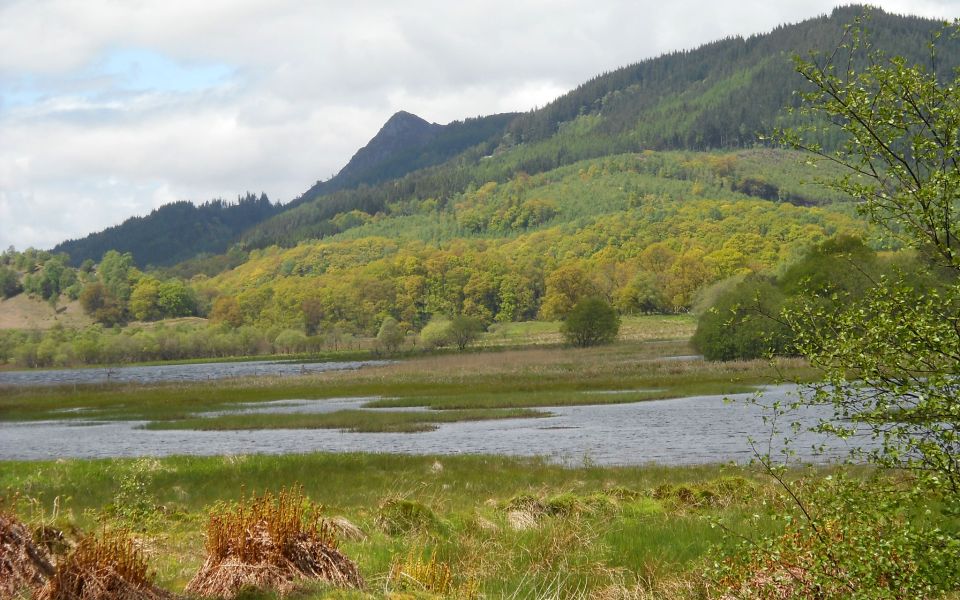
left=273, top=329, right=307, bottom=354
left=419, top=315, right=452, bottom=349
left=692, top=274, right=793, bottom=361
left=560, top=297, right=620, bottom=347
left=376, top=316, right=405, bottom=353
left=713, top=474, right=960, bottom=598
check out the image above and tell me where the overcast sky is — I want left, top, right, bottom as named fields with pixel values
left=1, top=1, right=958, bottom=251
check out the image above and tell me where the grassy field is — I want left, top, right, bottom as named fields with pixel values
left=0, top=294, right=91, bottom=330
left=0, top=452, right=786, bottom=599
left=482, top=315, right=696, bottom=347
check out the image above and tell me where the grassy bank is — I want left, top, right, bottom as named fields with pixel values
left=0, top=452, right=783, bottom=598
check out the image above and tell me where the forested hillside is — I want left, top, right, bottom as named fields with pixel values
left=53, top=193, right=278, bottom=268
left=289, top=111, right=519, bottom=208
left=202, top=151, right=866, bottom=334
left=508, top=6, right=959, bottom=147
left=240, top=6, right=958, bottom=251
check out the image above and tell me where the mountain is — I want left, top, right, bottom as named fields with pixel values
left=288, top=111, right=518, bottom=208
left=237, top=5, right=959, bottom=251
left=51, top=6, right=959, bottom=268
left=52, top=193, right=278, bottom=269
left=53, top=111, right=517, bottom=268
left=507, top=6, right=960, bottom=149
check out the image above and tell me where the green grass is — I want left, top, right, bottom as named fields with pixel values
left=483, top=314, right=696, bottom=347
left=0, top=452, right=777, bottom=598
left=145, top=407, right=548, bottom=433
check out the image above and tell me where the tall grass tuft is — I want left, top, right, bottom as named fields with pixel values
left=376, top=497, right=444, bottom=536
left=388, top=550, right=479, bottom=598
left=37, top=528, right=170, bottom=600
left=187, top=486, right=364, bottom=598
left=0, top=511, right=54, bottom=599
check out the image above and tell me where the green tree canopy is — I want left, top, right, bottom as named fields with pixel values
left=157, top=280, right=197, bottom=318
left=560, top=297, right=620, bottom=347
left=130, top=277, right=162, bottom=321
left=692, top=274, right=793, bottom=361
left=0, top=266, right=22, bottom=299
left=377, top=316, right=405, bottom=353
left=449, top=315, right=483, bottom=351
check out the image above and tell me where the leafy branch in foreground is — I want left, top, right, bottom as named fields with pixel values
left=778, top=14, right=960, bottom=495
left=780, top=15, right=960, bottom=269
left=712, top=15, right=960, bottom=599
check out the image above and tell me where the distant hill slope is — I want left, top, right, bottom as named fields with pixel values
left=51, top=6, right=958, bottom=267
left=0, top=295, right=91, bottom=330
left=52, top=111, right=517, bottom=268
left=238, top=5, right=958, bottom=251
left=53, top=193, right=278, bottom=268
left=288, top=111, right=519, bottom=209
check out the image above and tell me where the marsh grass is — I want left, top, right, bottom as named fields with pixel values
left=0, top=338, right=814, bottom=432
left=1, top=453, right=781, bottom=598
left=145, top=407, right=547, bottom=433
left=386, top=550, right=470, bottom=596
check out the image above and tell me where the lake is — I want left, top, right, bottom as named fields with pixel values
left=0, top=385, right=867, bottom=465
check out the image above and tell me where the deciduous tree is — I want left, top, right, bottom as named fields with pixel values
left=780, top=16, right=960, bottom=492
left=560, top=297, right=620, bottom=347
left=376, top=316, right=405, bottom=353
left=449, top=315, right=483, bottom=351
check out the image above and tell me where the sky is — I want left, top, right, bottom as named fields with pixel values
left=1, top=1, right=958, bottom=251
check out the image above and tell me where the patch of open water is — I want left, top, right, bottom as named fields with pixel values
left=0, top=359, right=391, bottom=386
left=0, top=385, right=871, bottom=465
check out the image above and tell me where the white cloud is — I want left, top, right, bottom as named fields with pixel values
left=0, top=0, right=958, bottom=250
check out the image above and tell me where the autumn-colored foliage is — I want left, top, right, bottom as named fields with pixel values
left=38, top=529, right=170, bottom=600
left=187, top=486, right=363, bottom=598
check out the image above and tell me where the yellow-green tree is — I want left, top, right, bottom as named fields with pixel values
left=130, top=277, right=161, bottom=321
